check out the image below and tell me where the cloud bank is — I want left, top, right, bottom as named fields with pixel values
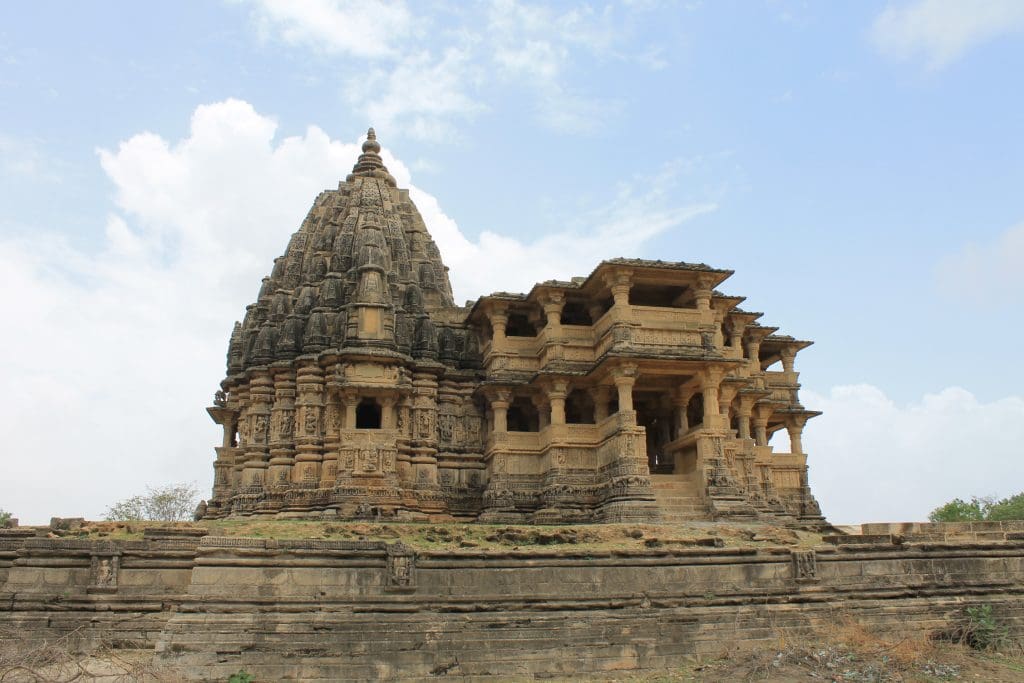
left=872, top=0, right=1024, bottom=69
left=0, top=99, right=706, bottom=523
left=805, top=384, right=1024, bottom=524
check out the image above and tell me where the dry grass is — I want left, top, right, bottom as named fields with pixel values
left=673, top=617, right=1024, bottom=682
left=0, top=626, right=179, bottom=682
left=27, top=518, right=824, bottom=553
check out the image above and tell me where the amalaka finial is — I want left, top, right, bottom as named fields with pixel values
left=362, top=127, right=381, bottom=154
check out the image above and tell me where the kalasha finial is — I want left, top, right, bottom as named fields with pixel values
left=363, top=127, right=381, bottom=154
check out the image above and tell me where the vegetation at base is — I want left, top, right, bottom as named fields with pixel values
left=104, top=482, right=199, bottom=522
left=929, top=492, right=1024, bottom=522
left=951, top=605, right=1012, bottom=652
left=228, top=670, right=254, bottom=683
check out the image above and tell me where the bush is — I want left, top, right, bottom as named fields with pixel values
left=0, top=509, right=10, bottom=526
left=956, top=605, right=1010, bottom=651
left=104, top=482, right=199, bottom=522
left=928, top=492, right=1024, bottom=522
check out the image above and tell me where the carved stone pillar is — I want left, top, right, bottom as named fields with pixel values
left=241, top=371, right=273, bottom=488
left=611, top=363, right=637, bottom=426
left=267, top=369, right=296, bottom=487
left=702, top=369, right=723, bottom=424
left=781, top=347, right=796, bottom=373
left=490, top=390, right=511, bottom=433
left=547, top=380, right=569, bottom=425
left=542, top=292, right=564, bottom=333
left=533, top=394, right=551, bottom=430
left=695, top=275, right=713, bottom=312
left=674, top=387, right=693, bottom=435
left=786, top=415, right=806, bottom=454
left=588, top=302, right=605, bottom=324
left=746, top=338, right=762, bottom=372
left=293, top=362, right=324, bottom=485
left=343, top=390, right=358, bottom=428
left=591, top=386, right=612, bottom=422
left=381, top=394, right=397, bottom=430
left=488, top=305, right=508, bottom=352
left=736, top=398, right=755, bottom=440
left=753, top=405, right=772, bottom=447
left=604, top=270, right=633, bottom=309
left=320, top=392, right=341, bottom=487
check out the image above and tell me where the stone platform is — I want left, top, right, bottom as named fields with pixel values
left=1, top=523, right=1023, bottom=680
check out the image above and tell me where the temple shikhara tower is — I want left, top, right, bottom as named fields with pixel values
left=203, top=129, right=824, bottom=526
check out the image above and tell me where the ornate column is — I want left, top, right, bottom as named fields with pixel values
left=343, top=389, right=358, bottom=428
left=701, top=368, right=724, bottom=426
left=591, top=385, right=612, bottom=422
left=611, top=363, right=637, bottom=425
left=266, top=369, right=297, bottom=487
left=745, top=337, right=763, bottom=373
left=753, top=405, right=771, bottom=447
left=604, top=270, right=633, bottom=309
left=786, top=414, right=807, bottom=454
left=320, top=391, right=342, bottom=487
left=380, top=394, right=397, bottom=429
left=780, top=346, right=796, bottom=373
left=674, top=386, right=694, bottom=436
left=293, top=361, right=325, bottom=485
left=542, top=291, right=564, bottom=332
left=533, top=394, right=551, bottom=430
left=695, top=275, right=713, bottom=312
left=490, top=390, right=511, bottom=433
left=241, top=371, right=273, bottom=488
left=487, top=304, right=508, bottom=352
left=547, top=379, right=569, bottom=425
left=736, top=397, right=756, bottom=440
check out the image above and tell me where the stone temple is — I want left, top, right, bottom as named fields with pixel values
left=203, top=129, right=824, bottom=526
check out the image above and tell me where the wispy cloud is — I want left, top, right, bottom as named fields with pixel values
left=246, top=0, right=666, bottom=138
left=248, top=0, right=413, bottom=59
left=936, top=222, right=1024, bottom=303
left=0, top=99, right=711, bottom=522
left=871, top=0, right=1024, bottom=69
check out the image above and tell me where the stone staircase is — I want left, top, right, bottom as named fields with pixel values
left=650, top=474, right=706, bottom=524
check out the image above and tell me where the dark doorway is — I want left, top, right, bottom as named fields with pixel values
left=356, top=398, right=382, bottom=429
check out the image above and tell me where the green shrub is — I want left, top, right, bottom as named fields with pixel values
left=957, top=604, right=1010, bottom=651
left=928, top=492, right=1024, bottom=523
left=228, top=671, right=254, bottom=683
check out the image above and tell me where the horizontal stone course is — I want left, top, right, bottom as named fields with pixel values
left=1, top=535, right=1021, bottom=679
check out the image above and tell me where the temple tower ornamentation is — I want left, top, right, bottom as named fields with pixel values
left=204, top=129, right=824, bottom=526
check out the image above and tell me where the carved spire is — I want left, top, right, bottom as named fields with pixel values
left=349, top=126, right=395, bottom=186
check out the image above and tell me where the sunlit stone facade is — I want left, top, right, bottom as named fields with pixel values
left=203, top=130, right=823, bottom=525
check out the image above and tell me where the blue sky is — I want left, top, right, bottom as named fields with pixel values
left=1, top=0, right=1022, bottom=524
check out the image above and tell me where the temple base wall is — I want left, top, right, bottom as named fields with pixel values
left=2, top=533, right=1022, bottom=680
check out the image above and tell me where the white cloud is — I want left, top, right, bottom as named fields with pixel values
left=935, top=222, right=1024, bottom=302
left=248, top=0, right=413, bottom=59
left=805, top=384, right=1024, bottom=524
left=344, top=48, right=486, bottom=142
left=0, top=99, right=707, bottom=523
left=246, top=0, right=660, bottom=138
left=871, top=0, right=1024, bottom=69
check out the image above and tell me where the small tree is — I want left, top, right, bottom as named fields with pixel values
left=104, top=483, right=199, bottom=522
left=986, top=492, right=1024, bottom=521
left=0, top=509, right=11, bottom=526
left=928, top=496, right=991, bottom=522
left=929, top=492, right=1024, bottom=523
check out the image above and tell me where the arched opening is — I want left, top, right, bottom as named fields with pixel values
left=507, top=397, right=539, bottom=432
left=628, top=284, right=695, bottom=308
left=356, top=398, right=382, bottom=429
left=565, top=389, right=595, bottom=424
left=686, top=393, right=704, bottom=429
left=506, top=312, right=538, bottom=337
left=559, top=301, right=592, bottom=326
